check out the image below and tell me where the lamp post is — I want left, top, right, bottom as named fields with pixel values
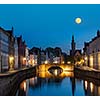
left=9, top=56, right=14, bottom=71
left=62, top=61, right=65, bottom=64
left=44, top=60, right=48, bottom=71
left=45, top=60, right=48, bottom=64
left=23, top=57, right=26, bottom=67
left=84, top=56, right=88, bottom=66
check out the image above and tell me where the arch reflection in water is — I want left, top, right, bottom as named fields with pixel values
left=37, top=70, right=74, bottom=78
left=48, top=66, right=63, bottom=76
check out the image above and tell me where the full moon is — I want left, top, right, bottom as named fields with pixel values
left=75, top=17, right=82, bottom=24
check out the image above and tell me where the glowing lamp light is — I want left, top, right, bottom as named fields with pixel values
left=9, top=56, right=14, bottom=70
left=9, top=56, right=14, bottom=63
left=84, top=56, right=88, bottom=60
left=28, top=60, right=30, bottom=64
left=67, top=61, right=71, bottom=64
left=23, top=57, right=26, bottom=61
left=53, top=61, right=58, bottom=64
left=23, top=57, right=26, bottom=66
left=62, top=61, right=65, bottom=64
left=45, top=60, right=48, bottom=64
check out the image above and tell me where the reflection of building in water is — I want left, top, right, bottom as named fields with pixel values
left=29, top=71, right=74, bottom=90
left=17, top=80, right=29, bottom=96
left=37, top=71, right=52, bottom=78
left=37, top=70, right=74, bottom=79
left=83, top=80, right=100, bottom=96
left=29, top=77, right=46, bottom=89
left=48, top=66, right=63, bottom=76
left=30, top=77, right=38, bottom=86
left=70, top=77, right=76, bottom=96
left=60, top=71, right=74, bottom=78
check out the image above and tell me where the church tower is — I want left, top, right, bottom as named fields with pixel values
left=70, top=35, right=76, bottom=56
left=71, top=35, right=76, bottom=51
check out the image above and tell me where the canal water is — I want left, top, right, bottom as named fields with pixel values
left=16, top=70, right=100, bottom=96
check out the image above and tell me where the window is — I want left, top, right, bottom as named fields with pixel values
left=0, top=32, right=9, bottom=43
left=1, top=53, right=8, bottom=69
left=1, top=42, right=9, bottom=53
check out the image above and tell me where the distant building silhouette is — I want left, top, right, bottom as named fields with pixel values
left=29, top=47, right=66, bottom=65
left=45, top=47, right=62, bottom=64
left=14, top=36, right=18, bottom=69
left=29, top=47, right=41, bottom=65
left=70, top=35, right=82, bottom=65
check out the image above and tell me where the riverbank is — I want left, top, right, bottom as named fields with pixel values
left=0, top=66, right=37, bottom=96
left=74, top=66, right=100, bottom=85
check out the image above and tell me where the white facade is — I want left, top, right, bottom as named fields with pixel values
left=53, top=57, right=61, bottom=64
left=29, top=54, right=34, bottom=66
left=45, top=51, right=50, bottom=64
left=0, top=30, right=9, bottom=72
left=84, top=32, right=100, bottom=70
left=29, top=54, right=37, bottom=66
left=33, top=55, right=38, bottom=65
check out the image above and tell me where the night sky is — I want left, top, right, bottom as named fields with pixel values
left=0, top=4, right=100, bottom=53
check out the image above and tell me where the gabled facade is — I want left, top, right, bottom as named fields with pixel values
left=0, top=27, right=14, bottom=72
left=17, top=35, right=26, bottom=68
left=83, top=30, right=100, bottom=70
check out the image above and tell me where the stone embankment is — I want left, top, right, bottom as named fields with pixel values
left=74, top=66, right=100, bottom=85
left=0, top=66, right=37, bottom=96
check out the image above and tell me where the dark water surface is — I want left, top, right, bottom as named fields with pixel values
left=16, top=71, right=100, bottom=96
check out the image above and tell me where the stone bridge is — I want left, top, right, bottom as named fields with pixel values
left=37, top=64, right=74, bottom=72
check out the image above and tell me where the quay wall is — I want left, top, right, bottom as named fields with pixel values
left=74, top=67, right=100, bottom=85
left=0, top=66, right=36, bottom=96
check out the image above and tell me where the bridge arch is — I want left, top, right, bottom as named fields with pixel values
left=37, top=64, right=74, bottom=72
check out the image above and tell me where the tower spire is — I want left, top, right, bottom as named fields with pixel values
left=72, top=35, right=74, bottom=41
left=71, top=35, right=76, bottom=56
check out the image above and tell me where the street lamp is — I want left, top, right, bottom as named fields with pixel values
left=84, top=56, right=88, bottom=66
left=28, top=60, right=30, bottom=66
left=62, top=61, right=65, bottom=64
left=45, top=60, right=48, bottom=64
left=84, top=56, right=87, bottom=61
left=67, top=61, right=71, bottom=64
left=9, top=56, right=14, bottom=71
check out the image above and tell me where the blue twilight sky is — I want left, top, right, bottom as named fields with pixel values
left=0, top=4, right=100, bottom=53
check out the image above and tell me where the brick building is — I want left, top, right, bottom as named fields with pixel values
left=17, top=35, right=26, bottom=68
